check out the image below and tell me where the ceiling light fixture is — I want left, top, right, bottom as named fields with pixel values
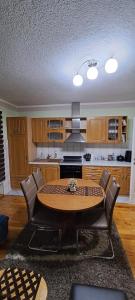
left=105, top=58, right=118, bottom=74
left=73, top=57, right=118, bottom=87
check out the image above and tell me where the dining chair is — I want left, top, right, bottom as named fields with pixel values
left=99, top=169, right=111, bottom=191
left=76, top=178, right=120, bottom=259
left=69, top=283, right=128, bottom=300
left=20, top=175, right=63, bottom=252
left=32, top=168, right=44, bottom=190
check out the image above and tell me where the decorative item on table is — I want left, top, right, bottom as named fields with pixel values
left=67, top=178, right=78, bottom=192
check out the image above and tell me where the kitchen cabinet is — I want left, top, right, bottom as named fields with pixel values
left=7, top=118, right=29, bottom=188
left=87, top=117, right=106, bottom=143
left=7, top=117, right=27, bottom=135
left=32, top=118, right=47, bottom=143
left=32, top=118, right=65, bottom=143
left=7, top=117, right=36, bottom=188
left=106, top=117, right=122, bottom=144
left=46, top=118, right=65, bottom=143
left=30, top=164, right=60, bottom=183
left=82, top=166, right=130, bottom=195
left=87, top=116, right=128, bottom=144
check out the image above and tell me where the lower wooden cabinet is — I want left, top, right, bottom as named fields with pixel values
left=82, top=166, right=131, bottom=196
left=29, top=164, right=60, bottom=184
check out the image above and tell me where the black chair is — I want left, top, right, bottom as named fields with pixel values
left=20, top=175, right=63, bottom=252
left=70, top=284, right=128, bottom=300
left=32, top=168, right=44, bottom=190
left=99, top=169, right=111, bottom=191
left=76, top=178, right=120, bottom=259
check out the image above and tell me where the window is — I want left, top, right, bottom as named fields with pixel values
left=0, top=112, right=5, bottom=182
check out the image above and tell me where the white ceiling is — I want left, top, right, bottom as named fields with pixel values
left=0, top=0, right=135, bottom=106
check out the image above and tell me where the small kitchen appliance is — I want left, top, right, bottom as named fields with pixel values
left=83, top=153, right=91, bottom=161
left=125, top=150, right=132, bottom=162
left=116, top=155, right=125, bottom=162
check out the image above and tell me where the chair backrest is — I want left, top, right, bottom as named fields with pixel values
left=99, top=169, right=111, bottom=191
left=20, top=175, right=37, bottom=221
left=105, top=178, right=120, bottom=229
left=32, top=168, right=44, bottom=190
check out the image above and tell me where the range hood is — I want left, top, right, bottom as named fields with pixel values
left=65, top=102, right=85, bottom=143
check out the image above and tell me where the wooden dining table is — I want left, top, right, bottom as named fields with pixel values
left=37, top=179, right=105, bottom=213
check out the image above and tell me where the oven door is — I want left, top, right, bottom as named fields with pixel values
left=60, top=165, right=82, bottom=179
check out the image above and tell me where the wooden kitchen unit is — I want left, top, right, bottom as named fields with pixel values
left=87, top=116, right=128, bottom=144
left=82, top=165, right=131, bottom=196
left=32, top=117, right=65, bottom=143
left=29, top=164, right=60, bottom=183
left=87, top=117, right=106, bottom=143
left=7, top=117, right=36, bottom=188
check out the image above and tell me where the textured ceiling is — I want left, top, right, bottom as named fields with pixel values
left=0, top=0, right=135, bottom=106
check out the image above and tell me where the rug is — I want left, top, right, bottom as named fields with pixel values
left=1, top=224, right=135, bottom=300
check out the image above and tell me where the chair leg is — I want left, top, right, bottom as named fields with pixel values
left=28, top=227, right=60, bottom=253
left=58, top=229, right=62, bottom=250
left=76, top=229, right=80, bottom=254
left=76, top=230, right=115, bottom=259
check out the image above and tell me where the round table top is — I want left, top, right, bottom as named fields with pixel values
left=37, top=179, right=105, bottom=212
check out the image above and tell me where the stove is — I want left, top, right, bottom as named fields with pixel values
left=60, top=156, right=82, bottom=179
left=62, top=155, right=82, bottom=163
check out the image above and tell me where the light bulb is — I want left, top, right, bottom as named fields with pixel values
left=105, top=58, right=118, bottom=74
left=73, top=74, right=83, bottom=86
left=87, top=66, right=98, bottom=80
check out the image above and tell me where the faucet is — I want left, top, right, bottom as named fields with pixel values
left=54, top=152, right=57, bottom=159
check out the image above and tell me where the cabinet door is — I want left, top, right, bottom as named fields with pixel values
left=46, top=129, right=65, bottom=143
left=82, top=166, right=104, bottom=183
left=87, top=118, right=106, bottom=143
left=8, top=135, right=28, bottom=177
left=32, top=119, right=47, bottom=143
left=46, top=118, right=65, bottom=129
left=7, top=117, right=27, bottom=135
left=30, top=164, right=60, bottom=183
left=120, top=167, right=131, bottom=196
left=106, top=117, right=122, bottom=144
left=44, top=165, right=60, bottom=183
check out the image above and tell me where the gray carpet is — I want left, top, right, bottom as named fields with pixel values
left=0, top=224, right=135, bottom=300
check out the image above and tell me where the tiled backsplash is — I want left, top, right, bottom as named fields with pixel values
left=37, top=143, right=129, bottom=161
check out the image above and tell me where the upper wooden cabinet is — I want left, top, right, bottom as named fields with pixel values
left=32, top=118, right=65, bottom=143
left=7, top=117, right=27, bottom=135
left=87, top=117, right=106, bottom=143
left=87, top=116, right=128, bottom=144
left=106, top=116, right=121, bottom=144
left=46, top=118, right=65, bottom=129
left=32, top=118, right=47, bottom=143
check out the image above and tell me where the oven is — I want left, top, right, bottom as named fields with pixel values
left=60, top=156, right=82, bottom=179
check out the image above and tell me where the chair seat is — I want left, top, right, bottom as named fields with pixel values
left=76, top=209, right=108, bottom=230
left=32, top=205, right=65, bottom=228
left=70, top=284, right=128, bottom=300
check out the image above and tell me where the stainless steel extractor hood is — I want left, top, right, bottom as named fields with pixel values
left=65, top=102, right=85, bottom=143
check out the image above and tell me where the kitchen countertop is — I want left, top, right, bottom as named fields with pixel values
left=29, top=159, right=131, bottom=167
